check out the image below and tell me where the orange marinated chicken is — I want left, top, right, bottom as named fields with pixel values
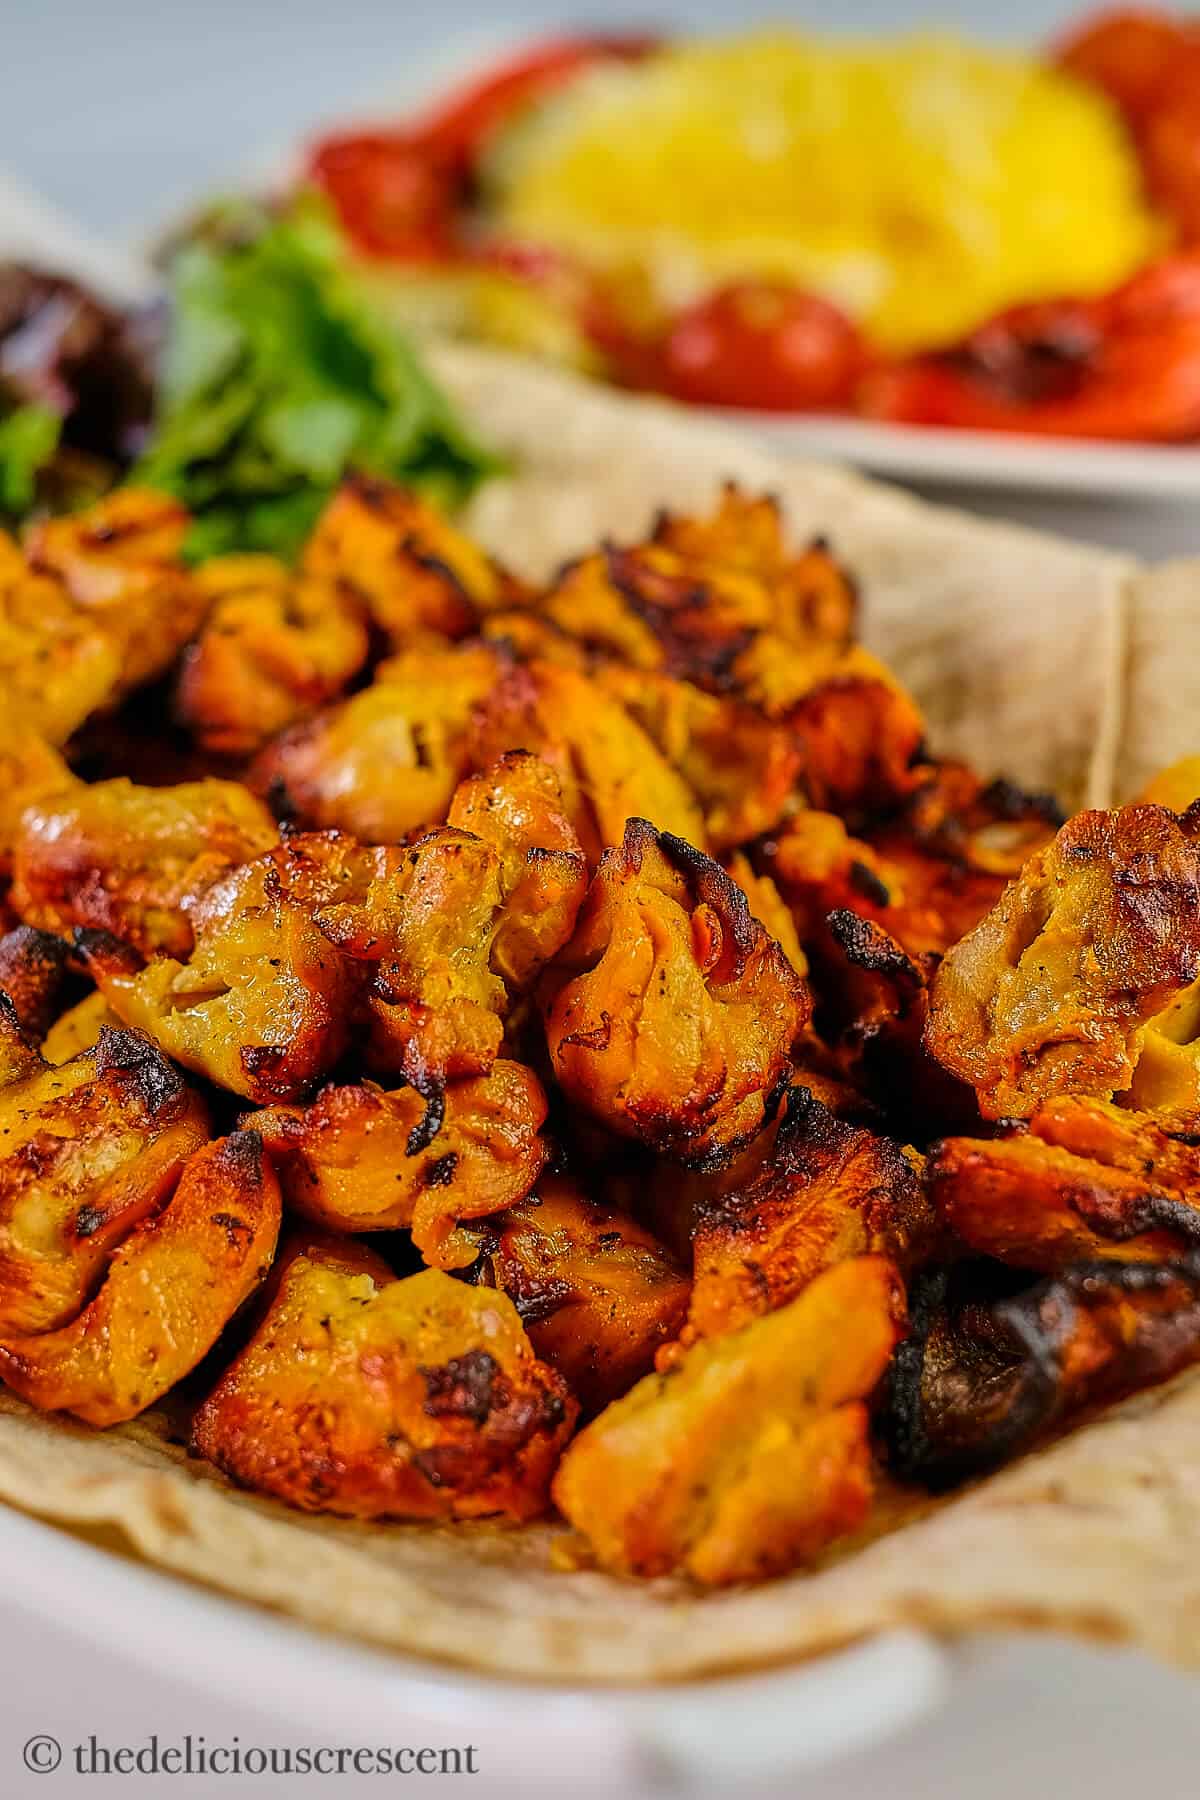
left=722, top=856, right=808, bottom=976
left=0, top=730, right=71, bottom=876
left=25, top=488, right=206, bottom=692
left=42, top=991, right=121, bottom=1065
left=192, top=1245, right=575, bottom=1521
left=928, top=1096, right=1200, bottom=1271
left=0, top=1130, right=280, bottom=1426
left=248, top=1059, right=549, bottom=1268
left=0, top=925, right=69, bottom=1039
left=470, top=659, right=705, bottom=860
left=12, top=776, right=277, bottom=959
left=553, top=1255, right=905, bottom=1584
left=300, top=475, right=518, bottom=644
left=177, top=555, right=370, bottom=757
left=926, top=803, right=1200, bottom=1119
left=249, top=642, right=502, bottom=842
left=469, top=1175, right=691, bottom=1416
left=0, top=1014, right=210, bottom=1335
left=77, top=832, right=379, bottom=1103
left=594, top=664, right=801, bottom=851
left=315, top=757, right=587, bottom=1098
left=0, top=540, right=125, bottom=744
left=887, top=1257, right=1200, bottom=1487
left=684, top=1085, right=933, bottom=1344
left=545, top=821, right=809, bottom=1168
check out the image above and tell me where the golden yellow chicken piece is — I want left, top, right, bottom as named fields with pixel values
left=192, top=1244, right=575, bottom=1522
left=249, top=642, right=502, bottom=842
left=471, top=660, right=706, bottom=860
left=42, top=991, right=121, bottom=1065
left=594, top=664, right=801, bottom=851
left=926, top=804, right=1200, bottom=1119
left=301, top=474, right=518, bottom=644
left=685, top=1086, right=932, bottom=1344
left=469, top=1175, right=691, bottom=1416
left=248, top=1059, right=549, bottom=1269
left=0, top=1013, right=210, bottom=1335
left=552, top=1255, right=905, bottom=1585
left=0, top=925, right=69, bottom=1039
left=25, top=489, right=206, bottom=691
left=78, top=833, right=378, bottom=1103
left=928, top=1095, right=1200, bottom=1271
left=12, top=776, right=278, bottom=958
left=316, top=755, right=587, bottom=1097
left=1138, top=756, right=1200, bottom=811
left=0, top=1130, right=280, bottom=1426
left=0, top=729, right=71, bottom=876
left=545, top=820, right=809, bottom=1168
left=0, top=544, right=124, bottom=744
left=176, top=555, right=370, bottom=757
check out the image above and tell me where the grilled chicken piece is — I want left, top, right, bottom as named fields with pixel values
left=886, top=1257, right=1200, bottom=1488
left=42, top=991, right=121, bottom=1065
left=249, top=642, right=502, bottom=843
left=25, top=489, right=206, bottom=691
left=78, top=832, right=380, bottom=1103
left=928, top=1096, right=1200, bottom=1270
left=0, top=1130, right=280, bottom=1426
left=248, top=1059, right=549, bottom=1269
left=300, top=475, right=519, bottom=645
left=0, top=539, right=124, bottom=744
left=316, top=755, right=586, bottom=1095
left=177, top=554, right=370, bottom=758
left=12, top=777, right=277, bottom=958
left=0, top=925, right=70, bottom=1039
left=0, top=730, right=71, bottom=877
left=470, top=660, right=705, bottom=860
left=544, top=821, right=809, bottom=1169
left=468, top=1175, right=691, bottom=1416
left=594, top=664, right=801, bottom=851
left=926, top=804, right=1200, bottom=1118
left=553, top=1256, right=905, bottom=1584
left=0, top=1014, right=210, bottom=1335
left=192, top=1244, right=575, bottom=1522
left=684, top=1085, right=933, bottom=1344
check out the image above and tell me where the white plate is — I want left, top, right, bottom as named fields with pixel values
left=227, top=29, right=1200, bottom=506
left=0, top=1503, right=948, bottom=1790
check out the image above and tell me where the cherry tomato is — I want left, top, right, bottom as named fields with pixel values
left=862, top=254, right=1200, bottom=441
left=309, top=133, right=460, bottom=261
left=658, top=283, right=867, bottom=412
left=1142, top=89, right=1200, bottom=240
left=308, top=36, right=656, bottom=261
left=1053, top=8, right=1190, bottom=121
left=410, top=35, right=658, bottom=174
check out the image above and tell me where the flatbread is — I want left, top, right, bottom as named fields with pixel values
left=0, top=345, right=1193, bottom=1682
left=1116, top=559, right=1200, bottom=801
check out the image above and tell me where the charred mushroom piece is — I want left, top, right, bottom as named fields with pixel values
left=553, top=1256, right=905, bottom=1584
left=0, top=1130, right=280, bottom=1426
left=886, top=1257, right=1200, bottom=1488
left=192, top=1245, right=575, bottom=1522
left=544, top=820, right=810, bottom=1169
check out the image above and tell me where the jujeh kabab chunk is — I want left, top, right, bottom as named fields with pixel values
left=7, top=476, right=1200, bottom=1595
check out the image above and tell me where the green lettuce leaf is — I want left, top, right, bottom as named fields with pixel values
left=137, top=210, right=498, bottom=559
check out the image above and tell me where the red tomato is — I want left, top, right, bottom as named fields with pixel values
left=309, top=133, right=460, bottom=261
left=1053, top=8, right=1190, bottom=120
left=659, top=283, right=867, bottom=412
left=862, top=254, right=1200, bottom=441
left=411, top=35, right=658, bottom=173
left=1142, top=90, right=1200, bottom=240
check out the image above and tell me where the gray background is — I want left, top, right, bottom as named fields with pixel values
left=2, top=5, right=1200, bottom=1793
